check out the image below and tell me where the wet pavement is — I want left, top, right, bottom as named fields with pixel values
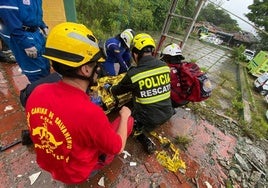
left=0, top=40, right=238, bottom=187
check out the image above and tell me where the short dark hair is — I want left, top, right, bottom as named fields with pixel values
left=52, top=60, right=96, bottom=79
left=162, top=55, right=184, bottom=64
left=52, top=60, right=79, bottom=78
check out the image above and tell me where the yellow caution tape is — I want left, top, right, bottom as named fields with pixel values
left=150, top=131, right=186, bottom=172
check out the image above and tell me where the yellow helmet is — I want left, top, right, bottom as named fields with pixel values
left=132, top=33, right=156, bottom=51
left=43, top=22, right=105, bottom=67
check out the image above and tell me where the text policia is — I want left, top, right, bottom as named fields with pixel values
left=137, top=72, right=170, bottom=98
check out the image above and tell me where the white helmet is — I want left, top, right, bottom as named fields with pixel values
left=120, top=29, right=134, bottom=48
left=162, top=43, right=183, bottom=56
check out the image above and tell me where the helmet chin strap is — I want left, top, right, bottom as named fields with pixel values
left=88, top=64, right=99, bottom=87
left=71, top=64, right=99, bottom=89
left=88, top=74, right=96, bottom=87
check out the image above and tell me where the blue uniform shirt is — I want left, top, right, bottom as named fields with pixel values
left=0, top=0, right=47, bottom=49
left=102, top=36, right=131, bottom=76
left=0, top=0, right=50, bottom=82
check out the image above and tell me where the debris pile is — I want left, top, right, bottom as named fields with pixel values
left=218, top=137, right=268, bottom=187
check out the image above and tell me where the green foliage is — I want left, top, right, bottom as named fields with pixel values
left=231, top=45, right=246, bottom=62
left=75, top=0, right=242, bottom=41
left=250, top=115, right=268, bottom=139
left=76, top=0, right=129, bottom=39
left=131, top=4, right=154, bottom=31
left=231, top=94, right=244, bottom=111
left=219, top=22, right=240, bottom=33
left=225, top=179, right=234, bottom=188
left=189, top=58, right=197, bottom=62
left=147, top=0, right=171, bottom=30
left=169, top=0, right=197, bottom=33
left=254, top=33, right=268, bottom=52
left=174, top=135, right=192, bottom=149
left=75, top=0, right=198, bottom=39
left=75, top=0, right=171, bottom=39
left=198, top=3, right=240, bottom=32
left=246, top=1, right=268, bottom=51
left=246, top=1, right=268, bottom=30
left=200, top=67, right=208, bottom=72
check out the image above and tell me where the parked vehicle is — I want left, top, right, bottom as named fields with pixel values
left=243, top=49, right=255, bottom=61
left=199, top=33, right=223, bottom=45
left=254, top=72, right=268, bottom=96
left=247, top=50, right=268, bottom=77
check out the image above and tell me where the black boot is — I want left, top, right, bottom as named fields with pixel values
left=136, top=133, right=156, bottom=154
left=132, top=120, right=143, bottom=137
left=21, top=130, right=33, bottom=145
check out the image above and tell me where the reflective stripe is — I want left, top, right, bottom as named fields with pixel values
left=136, top=91, right=170, bottom=104
left=23, top=69, right=42, bottom=74
left=107, top=42, right=120, bottom=49
left=69, top=32, right=99, bottom=48
left=131, top=66, right=170, bottom=83
left=0, top=32, right=10, bottom=39
left=125, top=31, right=132, bottom=40
left=0, top=6, right=19, bottom=10
left=131, top=65, right=171, bottom=104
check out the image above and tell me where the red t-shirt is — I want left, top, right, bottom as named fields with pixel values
left=25, top=81, right=122, bottom=184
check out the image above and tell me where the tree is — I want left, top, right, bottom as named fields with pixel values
left=169, top=0, right=197, bottom=33
left=75, top=0, right=196, bottom=39
left=76, top=0, right=122, bottom=39
left=76, top=0, right=168, bottom=38
left=246, top=0, right=268, bottom=51
left=198, top=3, right=240, bottom=32
left=75, top=0, right=241, bottom=41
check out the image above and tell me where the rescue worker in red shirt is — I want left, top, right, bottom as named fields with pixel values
left=25, top=22, right=134, bottom=184
left=105, top=33, right=174, bottom=154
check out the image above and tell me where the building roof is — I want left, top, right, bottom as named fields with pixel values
left=195, top=22, right=258, bottom=44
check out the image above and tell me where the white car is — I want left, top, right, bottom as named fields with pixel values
left=254, top=73, right=268, bottom=96
left=243, top=49, right=255, bottom=61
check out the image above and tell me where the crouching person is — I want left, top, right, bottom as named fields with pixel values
left=25, top=22, right=133, bottom=184
left=105, top=33, right=174, bottom=154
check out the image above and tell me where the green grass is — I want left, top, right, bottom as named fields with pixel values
left=185, top=57, right=268, bottom=139
left=174, top=135, right=192, bottom=150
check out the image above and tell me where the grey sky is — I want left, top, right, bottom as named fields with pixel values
left=220, top=0, right=254, bottom=32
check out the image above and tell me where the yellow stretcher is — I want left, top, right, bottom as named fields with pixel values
left=90, top=73, right=132, bottom=114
